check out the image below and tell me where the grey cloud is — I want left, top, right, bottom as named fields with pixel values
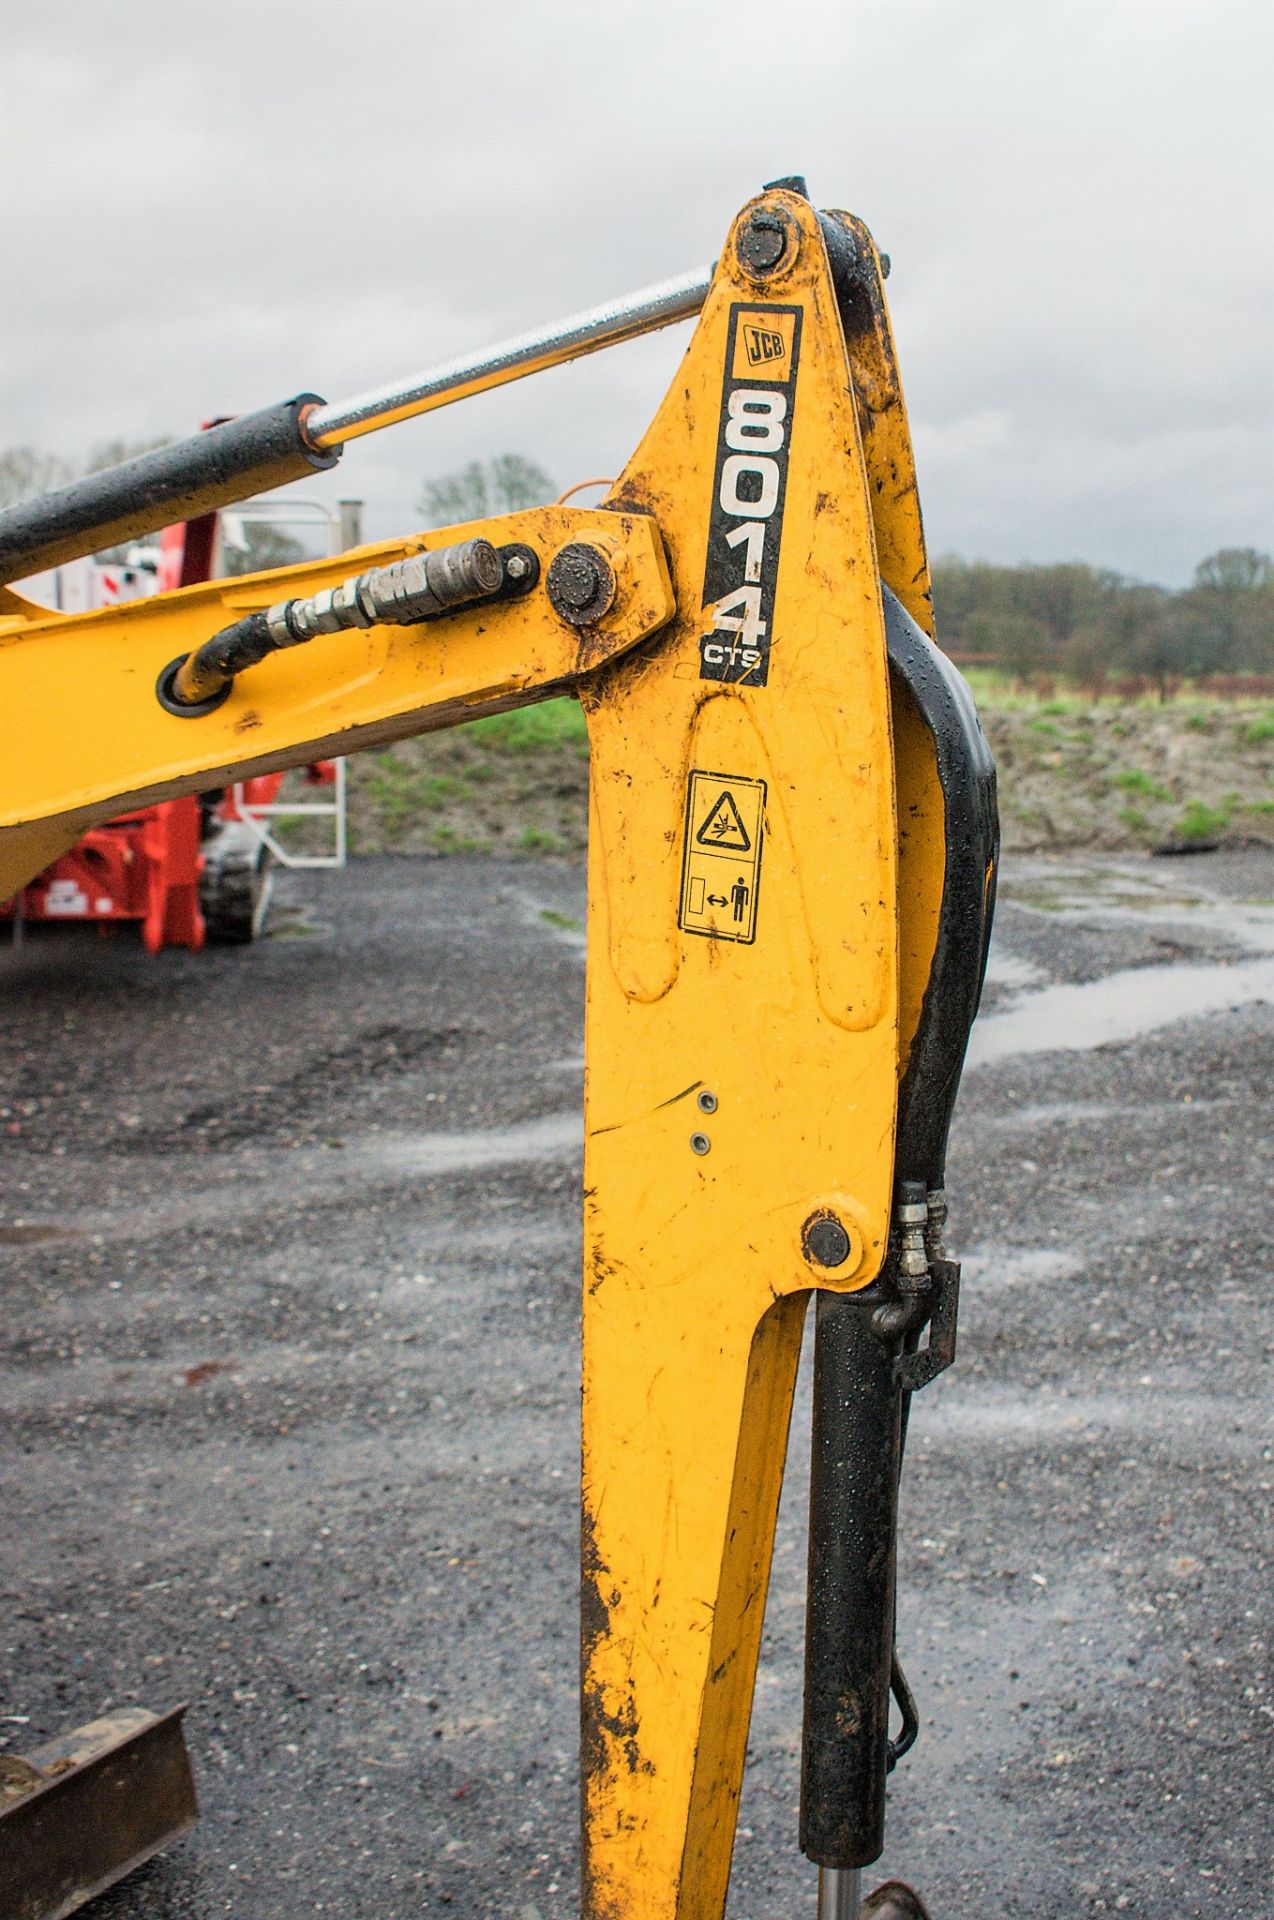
left=2, top=0, right=1269, bottom=585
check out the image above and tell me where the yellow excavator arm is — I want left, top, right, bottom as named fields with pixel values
left=0, top=182, right=997, bottom=1920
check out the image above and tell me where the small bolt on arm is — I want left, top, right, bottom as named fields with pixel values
left=156, top=537, right=538, bottom=715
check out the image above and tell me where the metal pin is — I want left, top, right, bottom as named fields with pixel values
left=818, top=1865, right=862, bottom=1920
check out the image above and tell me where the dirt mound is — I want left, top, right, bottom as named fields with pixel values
left=341, top=697, right=1274, bottom=860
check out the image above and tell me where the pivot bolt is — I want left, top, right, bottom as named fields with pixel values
left=737, top=208, right=792, bottom=276
left=802, top=1212, right=851, bottom=1269
left=546, top=542, right=616, bottom=626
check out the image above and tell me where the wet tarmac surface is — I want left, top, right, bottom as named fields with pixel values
left=1, top=849, right=1271, bottom=1918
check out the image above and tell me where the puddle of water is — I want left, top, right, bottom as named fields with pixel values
left=1001, top=856, right=1274, bottom=955
left=983, top=950, right=1048, bottom=990
left=265, top=904, right=327, bottom=941
left=986, top=1097, right=1217, bottom=1130
left=968, top=955, right=1274, bottom=1068
left=987, top=1099, right=1120, bottom=1129
left=918, top=1386, right=1250, bottom=1446
left=370, top=1112, right=582, bottom=1175
left=1000, top=858, right=1210, bottom=915
left=960, top=1246, right=1084, bottom=1292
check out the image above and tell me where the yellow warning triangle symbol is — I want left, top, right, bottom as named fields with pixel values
left=696, top=789, right=751, bottom=853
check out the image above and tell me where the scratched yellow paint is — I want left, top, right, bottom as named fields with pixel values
left=823, top=207, right=948, bottom=1087
left=578, top=191, right=903, bottom=1920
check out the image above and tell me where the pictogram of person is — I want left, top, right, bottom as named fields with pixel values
left=730, top=875, right=749, bottom=924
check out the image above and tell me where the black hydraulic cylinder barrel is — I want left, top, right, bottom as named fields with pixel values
left=0, top=395, right=340, bottom=586
left=800, top=1290, right=904, bottom=1870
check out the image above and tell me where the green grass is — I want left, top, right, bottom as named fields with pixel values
left=1112, top=769, right=1170, bottom=800
left=366, top=758, right=474, bottom=835
left=540, top=908, right=583, bottom=931
left=1240, top=711, right=1274, bottom=745
left=465, top=699, right=588, bottom=753
left=956, top=671, right=1274, bottom=721
left=1174, top=799, right=1231, bottom=842
left=1119, top=807, right=1150, bottom=832
left=518, top=826, right=562, bottom=854
left=429, top=825, right=487, bottom=852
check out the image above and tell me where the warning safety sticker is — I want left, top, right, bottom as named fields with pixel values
left=678, top=769, right=766, bottom=944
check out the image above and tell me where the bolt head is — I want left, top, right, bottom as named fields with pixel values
left=556, top=555, right=599, bottom=608
left=738, top=210, right=790, bottom=276
left=697, top=1090, right=718, bottom=1114
left=690, top=1132, right=711, bottom=1156
left=802, top=1212, right=851, bottom=1269
left=505, top=553, right=530, bottom=581
left=546, top=543, right=616, bottom=626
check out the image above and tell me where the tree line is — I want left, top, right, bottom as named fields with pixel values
left=931, top=550, right=1273, bottom=691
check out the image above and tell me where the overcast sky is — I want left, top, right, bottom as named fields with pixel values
left=3, top=0, right=1270, bottom=585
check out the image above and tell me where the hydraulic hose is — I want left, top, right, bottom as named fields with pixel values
left=156, top=536, right=528, bottom=715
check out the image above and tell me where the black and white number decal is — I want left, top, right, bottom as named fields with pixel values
left=699, top=306, right=801, bottom=687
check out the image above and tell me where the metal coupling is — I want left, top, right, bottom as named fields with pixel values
left=159, top=535, right=513, bottom=715
left=267, top=538, right=503, bottom=647
left=895, top=1180, right=930, bottom=1291
left=924, top=1187, right=948, bottom=1263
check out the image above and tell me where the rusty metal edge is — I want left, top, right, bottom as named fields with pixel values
left=0, top=1703, right=198, bottom=1920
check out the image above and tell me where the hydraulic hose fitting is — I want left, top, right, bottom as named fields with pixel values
left=275, top=538, right=503, bottom=645
left=895, top=1179, right=930, bottom=1294
left=924, top=1187, right=948, bottom=1263
left=158, top=536, right=511, bottom=715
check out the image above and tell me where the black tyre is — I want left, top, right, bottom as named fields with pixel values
left=199, top=821, right=274, bottom=944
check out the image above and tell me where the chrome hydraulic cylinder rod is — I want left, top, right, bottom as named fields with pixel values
left=304, top=265, right=712, bottom=447
left=818, top=1867, right=862, bottom=1920
left=0, top=267, right=711, bottom=586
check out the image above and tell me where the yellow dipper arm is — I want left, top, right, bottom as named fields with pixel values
left=577, top=189, right=907, bottom=1919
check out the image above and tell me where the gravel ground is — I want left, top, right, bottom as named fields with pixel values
left=1, top=848, right=1271, bottom=1919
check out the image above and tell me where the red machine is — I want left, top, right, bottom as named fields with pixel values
left=2, top=496, right=335, bottom=950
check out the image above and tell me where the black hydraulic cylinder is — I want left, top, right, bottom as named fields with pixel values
left=0, top=395, right=340, bottom=586
left=800, top=1290, right=904, bottom=1870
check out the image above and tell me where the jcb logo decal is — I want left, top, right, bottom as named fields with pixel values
left=730, top=308, right=797, bottom=385
left=744, top=324, right=786, bottom=367
left=701, top=305, right=802, bottom=687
